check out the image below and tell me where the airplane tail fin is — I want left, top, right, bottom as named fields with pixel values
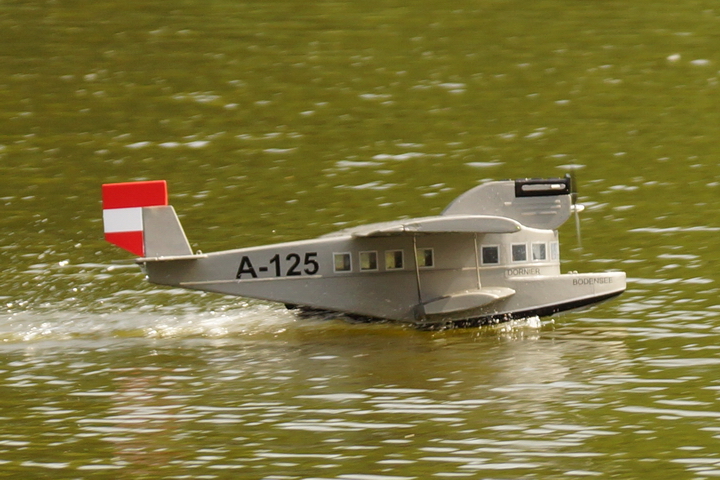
left=102, top=180, right=193, bottom=258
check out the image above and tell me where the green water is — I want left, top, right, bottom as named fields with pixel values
left=2, top=0, right=720, bottom=478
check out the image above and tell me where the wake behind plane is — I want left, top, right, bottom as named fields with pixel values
left=102, top=176, right=625, bottom=327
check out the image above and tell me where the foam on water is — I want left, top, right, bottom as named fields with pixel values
left=0, top=302, right=296, bottom=346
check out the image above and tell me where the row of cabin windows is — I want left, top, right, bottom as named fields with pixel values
left=481, top=242, right=559, bottom=265
left=333, top=248, right=434, bottom=273
left=333, top=243, right=557, bottom=273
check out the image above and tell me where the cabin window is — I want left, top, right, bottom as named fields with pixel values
left=532, top=243, right=547, bottom=261
left=385, top=250, right=404, bottom=270
left=550, top=241, right=559, bottom=260
left=359, top=251, right=378, bottom=271
left=481, top=245, right=499, bottom=265
left=512, top=244, right=527, bottom=262
left=333, top=252, right=352, bottom=272
left=417, top=248, right=434, bottom=268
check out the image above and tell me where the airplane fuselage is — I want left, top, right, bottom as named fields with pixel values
left=104, top=177, right=626, bottom=327
left=142, top=226, right=624, bottom=325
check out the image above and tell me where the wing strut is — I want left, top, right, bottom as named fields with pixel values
left=473, top=233, right=482, bottom=290
left=412, top=235, right=424, bottom=317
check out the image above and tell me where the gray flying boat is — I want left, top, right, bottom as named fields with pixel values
left=102, top=176, right=625, bottom=327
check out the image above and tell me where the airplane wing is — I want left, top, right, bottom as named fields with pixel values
left=346, top=215, right=522, bottom=237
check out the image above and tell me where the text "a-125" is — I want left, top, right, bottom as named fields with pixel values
left=237, top=252, right=319, bottom=279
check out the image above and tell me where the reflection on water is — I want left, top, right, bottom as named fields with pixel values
left=1, top=311, right=626, bottom=478
left=3, top=0, right=720, bottom=478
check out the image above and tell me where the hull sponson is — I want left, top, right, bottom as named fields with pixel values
left=441, top=290, right=624, bottom=328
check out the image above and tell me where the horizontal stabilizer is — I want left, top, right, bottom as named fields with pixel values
left=421, top=287, right=516, bottom=316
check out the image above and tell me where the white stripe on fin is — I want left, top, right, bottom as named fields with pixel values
left=103, top=207, right=143, bottom=233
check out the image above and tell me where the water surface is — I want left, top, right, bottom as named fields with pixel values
left=2, top=1, right=720, bottom=478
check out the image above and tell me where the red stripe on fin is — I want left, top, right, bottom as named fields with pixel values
left=105, top=231, right=144, bottom=257
left=102, top=181, right=168, bottom=210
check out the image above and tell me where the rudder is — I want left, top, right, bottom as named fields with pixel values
left=102, top=180, right=192, bottom=257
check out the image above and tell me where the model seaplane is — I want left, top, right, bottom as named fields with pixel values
left=102, top=176, right=625, bottom=327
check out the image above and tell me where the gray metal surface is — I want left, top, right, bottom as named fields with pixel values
left=142, top=206, right=193, bottom=258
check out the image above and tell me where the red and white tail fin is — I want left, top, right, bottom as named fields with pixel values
left=102, top=180, right=192, bottom=258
